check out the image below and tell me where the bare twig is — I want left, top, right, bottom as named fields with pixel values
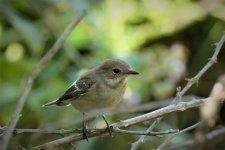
left=157, top=122, right=201, bottom=150
left=0, top=126, right=178, bottom=136
left=114, top=98, right=208, bottom=128
left=131, top=32, right=225, bottom=150
left=131, top=118, right=161, bottom=150
left=112, top=128, right=179, bottom=136
left=0, top=10, right=87, bottom=150
left=44, top=95, right=199, bottom=129
left=0, top=127, right=78, bottom=135
left=44, top=98, right=171, bottom=129
left=168, top=127, right=225, bottom=150
left=58, top=133, right=77, bottom=150
left=173, top=32, right=225, bottom=102
left=32, top=128, right=178, bottom=149
left=32, top=98, right=208, bottom=149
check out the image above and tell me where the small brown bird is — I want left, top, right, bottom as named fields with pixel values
left=42, top=59, right=139, bottom=113
left=42, top=59, right=139, bottom=139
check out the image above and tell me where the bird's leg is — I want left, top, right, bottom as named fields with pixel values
left=102, top=114, right=113, bottom=137
left=82, top=112, right=89, bottom=141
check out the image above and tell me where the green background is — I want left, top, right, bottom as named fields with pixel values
left=0, top=0, right=225, bottom=149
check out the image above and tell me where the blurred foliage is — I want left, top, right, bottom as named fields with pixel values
left=0, top=0, right=225, bottom=149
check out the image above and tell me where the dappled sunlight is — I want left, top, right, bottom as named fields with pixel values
left=5, top=42, right=24, bottom=62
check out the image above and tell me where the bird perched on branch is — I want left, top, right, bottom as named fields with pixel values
left=42, top=59, right=139, bottom=139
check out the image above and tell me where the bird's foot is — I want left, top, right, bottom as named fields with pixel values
left=82, top=123, right=89, bottom=141
left=102, top=114, right=113, bottom=137
left=82, top=112, right=89, bottom=141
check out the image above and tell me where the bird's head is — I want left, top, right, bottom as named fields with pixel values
left=97, top=59, right=139, bottom=87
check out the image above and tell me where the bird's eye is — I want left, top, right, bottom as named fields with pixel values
left=112, top=68, right=120, bottom=74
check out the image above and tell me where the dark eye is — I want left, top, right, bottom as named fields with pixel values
left=112, top=68, right=120, bottom=74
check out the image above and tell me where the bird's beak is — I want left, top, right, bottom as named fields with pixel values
left=126, top=70, right=139, bottom=75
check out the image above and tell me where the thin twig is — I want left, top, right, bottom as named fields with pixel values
left=32, top=98, right=208, bottom=149
left=112, top=128, right=179, bottom=136
left=173, top=32, right=225, bottom=102
left=0, top=127, right=78, bottom=135
left=44, top=97, right=172, bottom=129
left=44, top=95, right=199, bottom=130
left=131, top=118, right=161, bottom=150
left=168, top=127, right=225, bottom=150
left=32, top=128, right=179, bottom=149
left=113, top=98, right=208, bottom=128
left=58, top=133, right=77, bottom=150
left=130, top=32, right=225, bottom=150
left=0, top=126, right=179, bottom=136
left=0, top=10, right=87, bottom=150
left=156, top=122, right=201, bottom=150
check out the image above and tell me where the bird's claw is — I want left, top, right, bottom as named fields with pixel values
left=82, top=112, right=89, bottom=141
left=82, top=124, right=89, bottom=141
left=106, top=125, right=113, bottom=137
left=102, top=114, right=113, bottom=137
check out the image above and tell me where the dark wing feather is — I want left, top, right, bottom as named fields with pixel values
left=65, top=84, right=77, bottom=93
left=55, top=76, right=96, bottom=106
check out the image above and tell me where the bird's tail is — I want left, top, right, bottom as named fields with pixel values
left=42, top=100, right=58, bottom=107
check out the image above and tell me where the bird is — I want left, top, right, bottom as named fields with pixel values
left=42, top=59, right=139, bottom=139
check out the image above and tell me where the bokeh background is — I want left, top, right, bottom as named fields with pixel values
left=0, top=0, right=225, bottom=149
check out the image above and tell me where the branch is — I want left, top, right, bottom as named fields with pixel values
left=0, top=127, right=178, bottom=137
left=112, top=128, right=179, bottom=136
left=0, top=127, right=78, bottom=135
left=157, top=122, right=201, bottom=150
left=174, top=32, right=225, bottom=102
left=0, top=10, right=87, bottom=150
left=32, top=128, right=178, bottom=149
left=114, top=98, right=208, bottom=128
left=43, top=95, right=199, bottom=131
left=131, top=118, right=162, bottom=150
left=43, top=96, right=173, bottom=129
left=32, top=98, right=208, bottom=149
left=131, top=32, right=225, bottom=150
left=168, top=127, right=225, bottom=150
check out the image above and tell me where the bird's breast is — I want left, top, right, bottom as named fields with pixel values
left=95, top=79, right=127, bottom=105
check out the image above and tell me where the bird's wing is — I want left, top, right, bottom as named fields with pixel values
left=42, top=75, right=96, bottom=107
left=55, top=76, right=96, bottom=105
